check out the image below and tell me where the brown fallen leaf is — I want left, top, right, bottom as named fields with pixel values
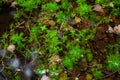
left=43, top=19, right=55, bottom=26
left=93, top=4, right=103, bottom=12
left=48, top=20, right=56, bottom=26
left=75, top=16, right=81, bottom=24
left=114, top=25, right=120, bottom=34
left=107, top=25, right=114, bottom=33
left=66, top=26, right=73, bottom=31
left=93, top=4, right=106, bottom=15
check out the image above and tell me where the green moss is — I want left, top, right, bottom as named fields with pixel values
left=93, top=70, right=103, bottom=79
left=10, top=33, right=25, bottom=49
left=45, top=30, right=61, bottom=54
left=106, top=53, right=120, bottom=71
left=42, top=2, right=59, bottom=12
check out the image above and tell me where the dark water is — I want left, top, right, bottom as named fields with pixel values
left=0, top=4, right=15, bottom=36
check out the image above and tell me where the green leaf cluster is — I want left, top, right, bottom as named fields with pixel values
left=106, top=53, right=120, bottom=71
left=78, top=29, right=94, bottom=45
left=17, top=0, right=42, bottom=11
left=10, top=33, right=25, bottom=49
left=76, top=0, right=91, bottom=16
left=62, top=44, right=84, bottom=70
left=29, top=26, right=40, bottom=42
left=45, top=30, right=61, bottom=54
left=56, top=11, right=69, bottom=24
left=92, top=70, right=103, bottom=79
left=42, top=2, right=59, bottom=12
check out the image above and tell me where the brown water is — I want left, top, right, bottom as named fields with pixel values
left=0, top=4, right=15, bottom=36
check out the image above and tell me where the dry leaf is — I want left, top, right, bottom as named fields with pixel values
left=93, top=4, right=105, bottom=15
left=75, top=16, right=81, bottom=24
left=66, top=26, right=73, bottom=31
left=51, top=54, right=61, bottom=63
left=93, top=4, right=103, bottom=12
left=114, top=25, right=120, bottom=34
left=55, top=0, right=61, bottom=3
left=41, top=75, right=50, bottom=80
left=43, top=20, right=55, bottom=26
left=107, top=25, right=114, bottom=33
left=48, top=20, right=55, bottom=26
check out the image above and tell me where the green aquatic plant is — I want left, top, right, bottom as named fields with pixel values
left=106, top=53, right=120, bottom=71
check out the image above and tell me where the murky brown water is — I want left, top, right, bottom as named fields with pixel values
left=0, top=4, right=15, bottom=36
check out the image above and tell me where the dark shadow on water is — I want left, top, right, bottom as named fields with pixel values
left=0, top=4, right=16, bottom=36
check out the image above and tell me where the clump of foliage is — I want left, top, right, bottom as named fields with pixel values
left=42, top=2, right=59, bottom=12
left=10, top=33, right=25, bottom=49
left=62, top=43, right=85, bottom=70
left=77, top=29, right=95, bottom=45
left=13, top=0, right=42, bottom=18
left=106, top=53, right=120, bottom=71
left=56, top=11, right=70, bottom=24
left=45, top=30, right=61, bottom=54
left=17, top=0, right=42, bottom=11
left=34, top=64, right=62, bottom=79
left=29, top=25, right=41, bottom=42
left=92, top=70, right=103, bottom=79
left=76, top=0, right=92, bottom=17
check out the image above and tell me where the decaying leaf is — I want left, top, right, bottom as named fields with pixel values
left=107, top=25, right=114, bottom=33
left=114, top=25, right=120, bottom=34
left=93, top=4, right=105, bottom=15
left=10, top=1, right=17, bottom=7
left=43, top=19, right=55, bottom=26
left=55, top=0, right=61, bottom=3
left=75, top=16, right=81, bottom=24
left=41, top=75, right=50, bottom=80
left=93, top=4, right=103, bottom=12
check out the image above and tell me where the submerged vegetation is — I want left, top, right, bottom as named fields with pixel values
left=0, top=0, right=120, bottom=79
